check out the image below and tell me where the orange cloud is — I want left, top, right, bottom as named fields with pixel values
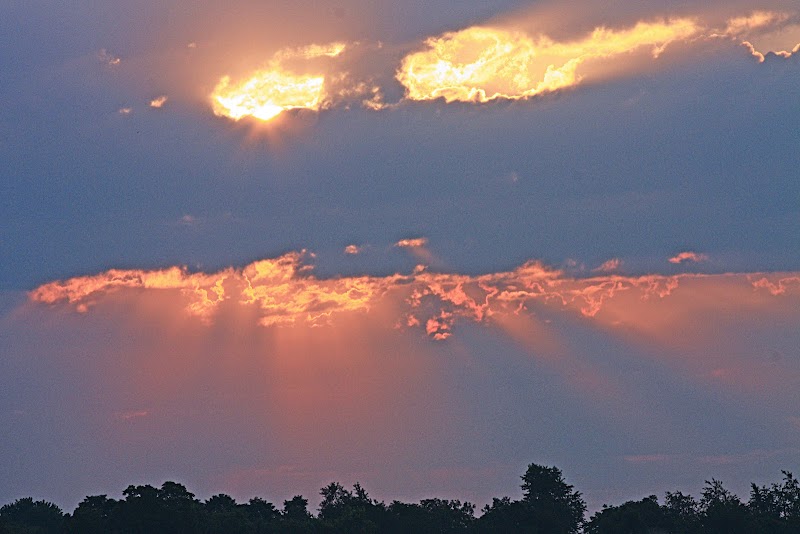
left=668, top=251, right=708, bottom=264
left=395, top=237, right=428, bottom=248
left=29, top=252, right=800, bottom=346
left=149, top=95, right=168, bottom=108
left=344, top=244, right=361, bottom=255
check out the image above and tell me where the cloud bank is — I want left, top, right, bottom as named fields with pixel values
left=30, top=252, right=800, bottom=344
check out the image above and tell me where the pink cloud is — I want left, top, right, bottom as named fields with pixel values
left=668, top=251, right=709, bottom=264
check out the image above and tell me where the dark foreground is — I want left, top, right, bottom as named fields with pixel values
left=2, top=464, right=798, bottom=533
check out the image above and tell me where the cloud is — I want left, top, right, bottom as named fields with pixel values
left=28, top=251, right=800, bottom=342
left=668, top=251, right=709, bottom=264
left=149, top=95, right=168, bottom=108
left=116, top=410, right=149, bottom=421
left=593, top=258, right=622, bottom=273
left=210, top=41, right=373, bottom=121
left=97, top=48, right=121, bottom=66
left=396, top=18, right=700, bottom=103
left=741, top=40, right=800, bottom=62
left=623, top=454, right=675, bottom=464
left=395, top=237, right=428, bottom=248
left=392, top=5, right=799, bottom=104
left=723, top=11, right=789, bottom=35
left=750, top=275, right=800, bottom=296
left=178, top=214, right=198, bottom=226
left=118, top=107, right=132, bottom=115
left=198, top=5, right=800, bottom=120
left=344, top=244, right=362, bottom=255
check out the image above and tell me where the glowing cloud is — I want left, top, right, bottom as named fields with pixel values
left=211, top=42, right=347, bottom=122
left=344, top=245, right=362, bottom=255
left=669, top=251, right=709, bottom=264
left=723, top=11, right=788, bottom=36
left=149, top=95, right=168, bottom=108
left=741, top=40, right=800, bottom=62
left=393, top=6, right=800, bottom=104
left=29, top=252, right=800, bottom=344
left=204, top=7, right=799, bottom=118
left=395, top=237, right=428, bottom=248
left=396, top=18, right=701, bottom=103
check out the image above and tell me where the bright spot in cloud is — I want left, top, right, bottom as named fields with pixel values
left=149, top=95, right=168, bottom=108
left=669, top=251, right=709, bottom=264
left=118, top=107, right=132, bottom=115
left=211, top=42, right=347, bottom=122
left=345, top=245, right=361, bottom=255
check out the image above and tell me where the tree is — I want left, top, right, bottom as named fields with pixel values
left=700, top=479, right=750, bottom=534
left=282, top=495, right=318, bottom=533
left=388, top=498, right=475, bottom=533
left=418, top=498, right=475, bottom=533
left=749, top=471, right=800, bottom=533
left=585, top=495, right=671, bottom=534
left=663, top=490, right=700, bottom=533
left=244, top=497, right=280, bottom=533
left=68, top=495, right=117, bottom=533
left=477, top=496, right=529, bottom=533
left=110, top=482, right=200, bottom=533
left=202, top=494, right=251, bottom=533
left=519, top=464, right=586, bottom=533
left=0, top=497, right=64, bottom=533
left=317, top=482, right=389, bottom=533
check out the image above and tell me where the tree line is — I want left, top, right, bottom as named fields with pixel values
left=1, top=464, right=798, bottom=533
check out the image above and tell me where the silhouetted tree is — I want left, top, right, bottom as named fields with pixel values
left=202, top=494, right=249, bottom=533
left=109, top=481, right=200, bottom=533
left=0, top=497, right=64, bottom=533
left=477, top=496, right=530, bottom=532
left=477, top=464, right=585, bottom=533
left=317, top=482, right=389, bottom=533
left=418, top=498, right=475, bottom=533
left=67, top=495, right=117, bottom=533
left=5, top=464, right=800, bottom=534
left=281, top=495, right=318, bottom=533
left=387, top=498, right=475, bottom=533
left=585, top=495, right=671, bottom=534
left=663, top=490, right=700, bottom=533
left=520, top=464, right=586, bottom=533
left=748, top=471, right=800, bottom=533
left=699, top=479, right=750, bottom=534
left=244, top=497, right=281, bottom=533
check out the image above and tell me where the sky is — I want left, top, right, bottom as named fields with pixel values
left=1, top=0, right=800, bottom=514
